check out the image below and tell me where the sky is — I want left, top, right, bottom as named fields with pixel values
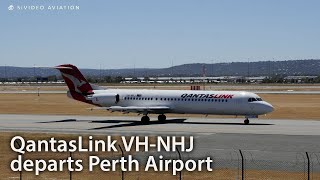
left=0, top=0, right=320, bottom=69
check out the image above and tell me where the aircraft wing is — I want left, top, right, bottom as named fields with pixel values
left=89, top=106, right=171, bottom=114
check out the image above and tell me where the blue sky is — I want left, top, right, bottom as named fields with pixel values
left=0, top=0, right=320, bottom=69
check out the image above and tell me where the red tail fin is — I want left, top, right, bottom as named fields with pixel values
left=55, top=64, right=93, bottom=94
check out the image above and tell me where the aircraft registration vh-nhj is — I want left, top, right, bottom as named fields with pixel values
left=54, top=64, right=274, bottom=125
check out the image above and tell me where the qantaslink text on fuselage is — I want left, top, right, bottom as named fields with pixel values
left=181, top=94, right=234, bottom=99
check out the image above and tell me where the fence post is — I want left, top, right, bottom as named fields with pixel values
left=176, top=148, right=182, bottom=180
left=239, top=150, right=244, bottom=180
left=306, top=152, right=310, bottom=180
left=118, top=145, right=124, bottom=180
left=70, top=150, right=72, bottom=180
left=20, top=153, right=23, bottom=180
left=14, top=140, right=22, bottom=180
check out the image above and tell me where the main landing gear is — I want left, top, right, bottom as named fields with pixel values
left=244, top=118, right=250, bottom=125
left=141, top=115, right=150, bottom=124
left=141, top=114, right=167, bottom=124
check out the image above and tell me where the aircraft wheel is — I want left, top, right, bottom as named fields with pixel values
left=158, top=114, right=166, bottom=122
left=141, top=116, right=150, bottom=124
left=244, top=119, right=249, bottom=125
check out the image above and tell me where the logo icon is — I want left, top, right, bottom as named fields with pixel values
left=8, top=5, right=14, bottom=11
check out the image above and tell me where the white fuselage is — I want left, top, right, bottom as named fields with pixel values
left=82, top=89, right=274, bottom=116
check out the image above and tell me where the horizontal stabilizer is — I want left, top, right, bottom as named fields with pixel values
left=90, top=83, right=106, bottom=90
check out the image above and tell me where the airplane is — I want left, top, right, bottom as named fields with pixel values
left=54, top=64, right=274, bottom=125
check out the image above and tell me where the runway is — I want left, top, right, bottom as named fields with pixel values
left=0, top=114, right=320, bottom=152
left=1, top=114, right=319, bottom=172
left=0, top=114, right=319, bottom=135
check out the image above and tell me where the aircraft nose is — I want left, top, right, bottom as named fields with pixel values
left=262, top=102, right=274, bottom=113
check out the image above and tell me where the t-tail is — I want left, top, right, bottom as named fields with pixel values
left=55, top=64, right=94, bottom=104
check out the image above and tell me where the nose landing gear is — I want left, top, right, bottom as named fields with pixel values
left=244, top=118, right=250, bottom=125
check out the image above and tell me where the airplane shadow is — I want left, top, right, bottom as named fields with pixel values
left=88, top=119, right=274, bottom=130
left=37, top=119, right=77, bottom=123
left=35, top=118, right=274, bottom=130
left=89, top=119, right=187, bottom=130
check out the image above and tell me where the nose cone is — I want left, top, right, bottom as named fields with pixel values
left=261, top=102, right=274, bottom=114
left=253, top=101, right=274, bottom=115
left=265, top=102, right=274, bottom=113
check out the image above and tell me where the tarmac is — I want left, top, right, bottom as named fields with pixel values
left=1, top=114, right=319, bottom=171
left=0, top=114, right=319, bottom=152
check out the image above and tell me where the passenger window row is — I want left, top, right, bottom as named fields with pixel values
left=124, top=97, right=228, bottom=102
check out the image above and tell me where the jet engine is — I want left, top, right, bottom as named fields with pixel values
left=91, top=93, right=120, bottom=104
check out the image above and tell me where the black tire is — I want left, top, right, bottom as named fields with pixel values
left=141, top=116, right=150, bottom=124
left=158, top=114, right=166, bottom=122
left=244, top=119, right=249, bottom=125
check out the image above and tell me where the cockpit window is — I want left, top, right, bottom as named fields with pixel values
left=248, top=98, right=256, bottom=102
left=248, top=97, right=263, bottom=102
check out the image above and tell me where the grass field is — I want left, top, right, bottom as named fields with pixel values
left=0, top=93, right=319, bottom=120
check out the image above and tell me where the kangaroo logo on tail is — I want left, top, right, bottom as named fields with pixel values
left=61, top=72, right=87, bottom=93
left=55, top=64, right=93, bottom=94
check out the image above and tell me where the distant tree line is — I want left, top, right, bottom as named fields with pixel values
left=1, top=75, right=320, bottom=84
left=86, top=76, right=124, bottom=83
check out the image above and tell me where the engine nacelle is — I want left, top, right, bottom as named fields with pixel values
left=91, top=93, right=119, bottom=104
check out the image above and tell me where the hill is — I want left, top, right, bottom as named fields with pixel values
left=0, top=59, right=319, bottom=78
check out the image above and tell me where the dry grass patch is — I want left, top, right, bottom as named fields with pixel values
left=0, top=93, right=319, bottom=120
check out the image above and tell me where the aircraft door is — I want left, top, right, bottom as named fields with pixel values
left=115, top=94, right=120, bottom=103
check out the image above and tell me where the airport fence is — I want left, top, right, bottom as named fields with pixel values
left=9, top=148, right=320, bottom=180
